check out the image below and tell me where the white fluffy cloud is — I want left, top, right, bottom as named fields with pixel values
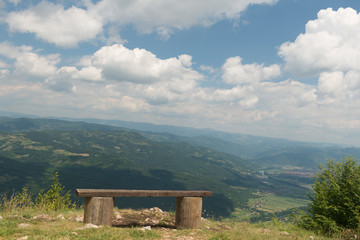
left=5, top=0, right=278, bottom=46
left=91, top=44, right=203, bottom=85
left=222, top=56, right=281, bottom=85
left=6, top=1, right=102, bottom=47
left=279, top=7, right=360, bottom=77
left=90, top=0, right=278, bottom=39
left=318, top=71, right=360, bottom=102
left=0, top=42, right=59, bottom=77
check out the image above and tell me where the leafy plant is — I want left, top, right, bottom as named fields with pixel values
left=297, top=156, right=360, bottom=236
left=0, top=187, right=33, bottom=211
left=35, top=172, right=74, bottom=211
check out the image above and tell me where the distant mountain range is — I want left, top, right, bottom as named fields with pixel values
left=0, top=112, right=359, bottom=218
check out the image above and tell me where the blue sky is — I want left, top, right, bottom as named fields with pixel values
left=1, top=0, right=360, bottom=146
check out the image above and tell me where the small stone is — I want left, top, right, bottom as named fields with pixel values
left=280, top=231, right=290, bottom=236
left=115, top=214, right=123, bottom=220
left=309, top=236, right=315, bottom=240
left=33, top=214, right=52, bottom=221
left=75, top=215, right=83, bottom=222
left=223, top=226, right=231, bottom=230
left=151, top=207, right=163, bottom=213
left=57, top=214, right=65, bottom=220
left=18, top=223, right=31, bottom=228
left=143, top=226, right=152, bottom=231
left=76, top=223, right=101, bottom=229
left=0, top=215, right=3, bottom=220
left=84, top=223, right=100, bottom=229
left=201, top=217, right=209, bottom=222
left=17, top=236, right=28, bottom=240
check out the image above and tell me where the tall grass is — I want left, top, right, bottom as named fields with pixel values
left=0, top=172, right=75, bottom=213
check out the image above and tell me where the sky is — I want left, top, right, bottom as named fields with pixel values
left=1, top=0, right=360, bottom=146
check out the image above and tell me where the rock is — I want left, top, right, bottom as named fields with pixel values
left=280, top=231, right=290, bottom=236
left=57, top=214, right=65, bottom=220
left=16, top=236, right=28, bottom=240
left=142, top=226, right=151, bottom=231
left=309, top=236, right=315, bottom=240
left=150, top=207, right=163, bottom=213
left=18, top=223, right=31, bottom=228
left=201, top=217, right=209, bottom=222
left=33, top=214, right=52, bottom=221
left=0, top=215, right=3, bottom=220
left=115, top=213, right=123, bottom=220
left=75, top=215, right=83, bottom=222
left=223, top=226, right=231, bottom=230
left=76, top=223, right=102, bottom=230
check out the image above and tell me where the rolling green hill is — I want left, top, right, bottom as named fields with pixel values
left=0, top=117, right=327, bottom=218
left=0, top=118, right=264, bottom=217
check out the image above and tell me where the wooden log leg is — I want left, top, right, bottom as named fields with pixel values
left=84, top=197, right=114, bottom=226
left=175, top=197, right=202, bottom=229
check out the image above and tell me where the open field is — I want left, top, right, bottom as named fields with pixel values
left=248, top=193, right=309, bottom=213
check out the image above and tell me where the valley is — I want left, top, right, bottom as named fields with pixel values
left=0, top=116, right=358, bottom=220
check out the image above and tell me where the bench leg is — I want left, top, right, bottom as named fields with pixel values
left=84, top=197, right=114, bottom=226
left=175, top=197, right=202, bottom=229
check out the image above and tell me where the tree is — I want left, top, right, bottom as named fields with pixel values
left=298, top=156, right=360, bottom=236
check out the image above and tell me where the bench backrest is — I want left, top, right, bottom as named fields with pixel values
left=76, top=189, right=213, bottom=198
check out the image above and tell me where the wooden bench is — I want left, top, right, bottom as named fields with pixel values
left=76, top=189, right=212, bottom=229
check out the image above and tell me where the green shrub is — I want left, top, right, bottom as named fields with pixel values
left=1, top=172, right=75, bottom=212
left=0, top=187, right=33, bottom=211
left=35, top=172, right=74, bottom=211
left=297, top=156, right=360, bottom=236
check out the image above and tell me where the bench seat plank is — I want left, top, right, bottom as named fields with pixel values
left=76, top=189, right=212, bottom=198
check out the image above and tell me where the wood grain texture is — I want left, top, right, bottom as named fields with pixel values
left=84, top=197, right=114, bottom=226
left=77, top=189, right=212, bottom=197
left=175, top=197, right=203, bottom=229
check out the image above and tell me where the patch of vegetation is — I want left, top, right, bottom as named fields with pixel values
left=297, top=156, right=360, bottom=237
left=0, top=172, right=75, bottom=213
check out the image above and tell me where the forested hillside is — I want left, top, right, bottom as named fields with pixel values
left=1, top=116, right=356, bottom=219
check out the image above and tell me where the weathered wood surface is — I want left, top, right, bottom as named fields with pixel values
left=175, top=197, right=203, bottom=229
left=76, top=189, right=213, bottom=198
left=84, top=197, right=114, bottom=226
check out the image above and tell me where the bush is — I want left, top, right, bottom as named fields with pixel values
left=0, top=172, right=75, bottom=212
left=35, top=172, right=75, bottom=211
left=297, top=156, right=360, bottom=236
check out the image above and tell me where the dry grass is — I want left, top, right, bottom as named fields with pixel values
left=0, top=208, right=339, bottom=240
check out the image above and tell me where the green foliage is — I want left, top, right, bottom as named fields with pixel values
left=297, top=156, right=360, bottom=236
left=35, top=172, right=74, bottom=211
left=0, top=172, right=74, bottom=212
left=0, top=187, right=33, bottom=211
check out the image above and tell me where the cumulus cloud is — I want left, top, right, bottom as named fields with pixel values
left=4, top=0, right=279, bottom=46
left=6, top=1, right=103, bottom=47
left=86, top=0, right=278, bottom=40
left=0, top=42, right=59, bottom=77
left=318, top=71, right=360, bottom=103
left=279, top=7, right=360, bottom=77
left=91, top=44, right=203, bottom=85
left=44, top=67, right=77, bottom=92
left=222, top=56, right=281, bottom=85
